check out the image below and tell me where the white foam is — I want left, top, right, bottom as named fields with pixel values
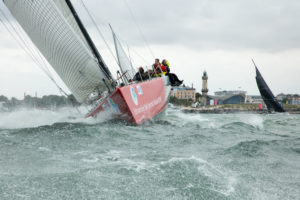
left=0, top=107, right=111, bottom=129
left=122, top=159, right=148, bottom=172
left=82, top=157, right=99, bottom=163
left=176, top=112, right=208, bottom=122
left=169, top=110, right=266, bottom=130
left=38, top=147, right=51, bottom=152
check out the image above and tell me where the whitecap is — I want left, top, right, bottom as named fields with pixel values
left=82, top=157, right=99, bottom=163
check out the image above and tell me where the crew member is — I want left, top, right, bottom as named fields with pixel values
left=162, top=59, right=170, bottom=73
left=152, top=58, right=167, bottom=77
left=161, top=59, right=183, bottom=86
left=133, top=67, right=149, bottom=82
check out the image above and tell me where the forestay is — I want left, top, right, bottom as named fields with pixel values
left=111, top=26, right=136, bottom=83
left=4, top=0, right=110, bottom=103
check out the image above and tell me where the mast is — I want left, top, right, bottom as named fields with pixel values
left=65, top=0, right=113, bottom=80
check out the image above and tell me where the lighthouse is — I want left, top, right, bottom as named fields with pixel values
left=201, top=71, right=208, bottom=106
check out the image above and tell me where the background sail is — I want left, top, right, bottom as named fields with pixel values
left=4, top=0, right=109, bottom=103
left=111, top=26, right=136, bottom=82
left=254, top=64, right=285, bottom=113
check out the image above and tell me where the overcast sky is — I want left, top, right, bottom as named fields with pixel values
left=0, top=0, right=300, bottom=99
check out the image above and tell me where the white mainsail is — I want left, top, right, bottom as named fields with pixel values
left=52, top=0, right=92, bottom=52
left=111, top=26, right=136, bottom=82
left=4, top=0, right=110, bottom=103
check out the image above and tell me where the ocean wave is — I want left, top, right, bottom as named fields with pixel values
left=158, top=156, right=237, bottom=197
left=164, top=111, right=266, bottom=131
left=221, top=139, right=280, bottom=157
left=218, top=114, right=264, bottom=130
left=220, top=121, right=259, bottom=131
left=291, top=148, right=300, bottom=154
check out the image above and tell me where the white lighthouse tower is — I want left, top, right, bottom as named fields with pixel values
left=201, top=71, right=208, bottom=106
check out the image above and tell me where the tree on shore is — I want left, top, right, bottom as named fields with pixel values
left=0, top=94, right=80, bottom=110
left=169, top=96, right=194, bottom=107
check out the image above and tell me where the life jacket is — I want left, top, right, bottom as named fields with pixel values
left=165, top=60, right=170, bottom=67
left=153, top=64, right=167, bottom=77
left=162, top=60, right=170, bottom=73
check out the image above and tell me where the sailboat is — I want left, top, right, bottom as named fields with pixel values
left=252, top=59, right=285, bottom=113
left=4, top=0, right=171, bottom=124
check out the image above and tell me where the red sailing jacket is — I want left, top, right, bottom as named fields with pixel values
left=153, top=64, right=166, bottom=74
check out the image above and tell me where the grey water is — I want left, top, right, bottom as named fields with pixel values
left=0, top=108, right=299, bottom=200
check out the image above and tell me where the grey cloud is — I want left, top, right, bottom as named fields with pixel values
left=76, top=0, right=300, bottom=51
left=2, top=0, right=299, bottom=51
left=1, top=0, right=300, bottom=96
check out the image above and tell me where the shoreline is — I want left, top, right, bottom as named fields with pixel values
left=181, top=106, right=300, bottom=114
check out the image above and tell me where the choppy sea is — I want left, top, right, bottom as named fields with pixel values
left=0, top=107, right=299, bottom=200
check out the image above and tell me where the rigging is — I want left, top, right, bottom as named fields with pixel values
left=78, top=0, right=122, bottom=68
left=123, top=0, right=156, bottom=59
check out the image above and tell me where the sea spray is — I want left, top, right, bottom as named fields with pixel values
left=0, top=107, right=113, bottom=129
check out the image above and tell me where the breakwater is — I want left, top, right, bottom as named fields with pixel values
left=182, top=105, right=300, bottom=114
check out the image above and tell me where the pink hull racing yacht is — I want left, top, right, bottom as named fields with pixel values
left=4, top=0, right=172, bottom=124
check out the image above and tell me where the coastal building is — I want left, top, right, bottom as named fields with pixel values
left=275, top=93, right=300, bottom=105
left=201, top=71, right=208, bottom=106
left=246, top=95, right=264, bottom=104
left=276, top=93, right=286, bottom=101
left=209, top=90, right=246, bottom=105
left=209, top=94, right=246, bottom=105
left=171, top=85, right=196, bottom=102
left=291, top=95, right=300, bottom=105
left=214, top=90, right=246, bottom=96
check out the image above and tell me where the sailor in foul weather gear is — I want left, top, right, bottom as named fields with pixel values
left=152, top=58, right=167, bottom=77
left=133, top=67, right=149, bottom=82
left=162, top=59, right=170, bottom=73
left=161, top=59, right=183, bottom=86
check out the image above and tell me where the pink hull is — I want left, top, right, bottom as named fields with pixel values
left=85, top=77, right=169, bottom=124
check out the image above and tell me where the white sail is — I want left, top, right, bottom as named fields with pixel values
left=4, top=0, right=109, bottom=103
left=52, top=0, right=92, bottom=52
left=111, top=26, right=136, bottom=82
